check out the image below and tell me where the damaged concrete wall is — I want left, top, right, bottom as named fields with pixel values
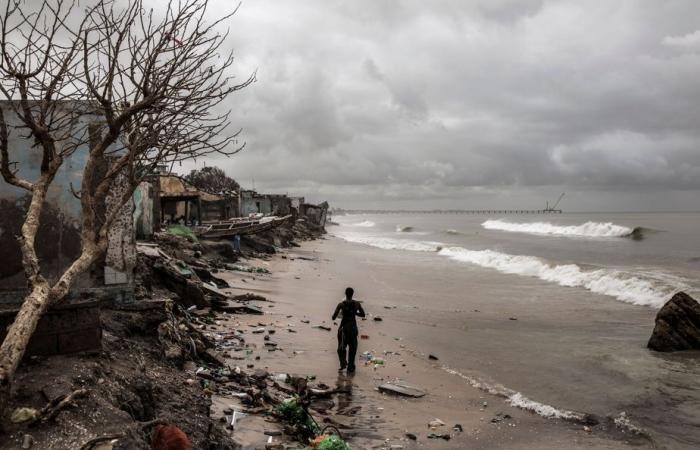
left=0, top=101, right=135, bottom=303
left=134, top=181, right=155, bottom=239
left=239, top=190, right=272, bottom=216
left=105, top=170, right=136, bottom=285
left=302, top=201, right=329, bottom=229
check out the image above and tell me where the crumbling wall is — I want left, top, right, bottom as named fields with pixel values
left=105, top=171, right=136, bottom=285
left=302, top=201, right=329, bottom=229
left=0, top=101, right=135, bottom=303
left=133, top=181, right=155, bottom=239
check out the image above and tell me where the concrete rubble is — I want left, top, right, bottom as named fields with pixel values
left=0, top=211, right=338, bottom=449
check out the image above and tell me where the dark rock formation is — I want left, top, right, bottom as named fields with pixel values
left=648, top=292, right=700, bottom=352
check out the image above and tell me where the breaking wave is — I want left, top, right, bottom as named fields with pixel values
left=334, top=234, right=441, bottom=252
left=396, top=225, right=414, bottom=232
left=437, top=247, right=677, bottom=308
left=482, top=219, right=636, bottom=238
left=443, top=229, right=462, bottom=235
left=334, top=232, right=681, bottom=307
left=442, top=366, right=587, bottom=421
left=351, top=220, right=375, bottom=227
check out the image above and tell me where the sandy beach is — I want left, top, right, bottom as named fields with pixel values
left=211, top=236, right=652, bottom=450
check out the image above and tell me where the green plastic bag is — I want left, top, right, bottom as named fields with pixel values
left=316, top=435, right=352, bottom=450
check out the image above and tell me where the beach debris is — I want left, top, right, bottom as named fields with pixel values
left=21, top=434, right=34, bottom=449
left=371, top=357, right=385, bottom=366
left=427, top=432, right=450, bottom=440
left=509, top=317, right=518, bottom=321
left=453, top=424, right=463, bottom=432
left=373, top=317, right=383, bottom=322
left=648, top=292, right=700, bottom=352
left=276, top=398, right=319, bottom=440
left=225, top=263, right=270, bottom=274
left=360, top=334, right=369, bottom=340
left=11, top=408, right=39, bottom=424
left=405, top=432, right=417, bottom=440
left=428, top=354, right=439, bottom=361
left=428, top=418, right=446, bottom=429
left=264, top=429, right=283, bottom=436
left=378, top=382, right=426, bottom=398
left=311, top=434, right=352, bottom=450
left=491, top=413, right=512, bottom=423
left=314, top=325, right=332, bottom=331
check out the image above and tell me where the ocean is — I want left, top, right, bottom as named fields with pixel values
left=330, top=212, right=700, bottom=449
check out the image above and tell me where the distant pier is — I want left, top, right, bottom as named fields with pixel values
left=334, top=209, right=563, bottom=215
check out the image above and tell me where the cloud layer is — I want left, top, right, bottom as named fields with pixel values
left=188, top=0, right=700, bottom=210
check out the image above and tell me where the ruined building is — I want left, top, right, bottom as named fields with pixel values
left=0, top=101, right=135, bottom=355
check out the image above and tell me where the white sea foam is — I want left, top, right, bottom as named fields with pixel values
left=442, top=366, right=584, bottom=421
left=335, top=230, right=679, bottom=307
left=351, top=220, right=376, bottom=227
left=482, top=219, right=634, bottom=238
left=335, top=233, right=442, bottom=252
left=437, top=247, right=676, bottom=307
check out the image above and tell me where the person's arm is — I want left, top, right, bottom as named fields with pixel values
left=355, top=301, right=366, bottom=318
left=332, top=303, right=342, bottom=320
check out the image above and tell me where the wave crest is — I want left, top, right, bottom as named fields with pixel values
left=482, top=220, right=635, bottom=238
left=437, top=247, right=677, bottom=307
left=351, top=220, right=375, bottom=227
left=442, top=366, right=586, bottom=421
left=333, top=234, right=684, bottom=308
left=334, top=234, right=441, bottom=252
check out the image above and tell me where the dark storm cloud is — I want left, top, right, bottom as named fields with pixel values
left=185, top=0, right=700, bottom=210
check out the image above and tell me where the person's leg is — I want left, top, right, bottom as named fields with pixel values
left=336, top=327, right=347, bottom=369
left=346, top=333, right=358, bottom=372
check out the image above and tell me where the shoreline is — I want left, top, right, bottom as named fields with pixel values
left=210, top=236, right=651, bottom=449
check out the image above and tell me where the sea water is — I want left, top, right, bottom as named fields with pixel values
left=332, top=212, right=700, bottom=449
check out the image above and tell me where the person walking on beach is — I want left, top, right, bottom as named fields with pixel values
left=332, top=287, right=366, bottom=372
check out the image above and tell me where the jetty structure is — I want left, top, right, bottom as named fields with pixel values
left=336, top=193, right=566, bottom=215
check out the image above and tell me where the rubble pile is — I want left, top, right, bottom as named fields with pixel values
left=1, top=217, right=335, bottom=449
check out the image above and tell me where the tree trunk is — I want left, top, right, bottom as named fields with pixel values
left=0, top=282, right=52, bottom=387
left=0, top=244, right=103, bottom=390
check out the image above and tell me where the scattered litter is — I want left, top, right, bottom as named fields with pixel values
left=491, top=413, right=512, bottom=423
left=427, top=432, right=450, bottom=440
left=378, top=382, right=426, bottom=398
left=428, top=418, right=445, bottom=429
left=11, top=408, right=38, bottom=424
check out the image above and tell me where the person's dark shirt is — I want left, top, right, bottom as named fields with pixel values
left=332, top=299, right=366, bottom=332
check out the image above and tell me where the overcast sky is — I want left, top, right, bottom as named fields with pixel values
left=185, top=0, right=700, bottom=211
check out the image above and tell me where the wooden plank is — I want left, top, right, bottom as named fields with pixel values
left=378, top=382, right=426, bottom=398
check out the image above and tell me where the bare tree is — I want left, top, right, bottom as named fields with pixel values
left=0, top=0, right=254, bottom=394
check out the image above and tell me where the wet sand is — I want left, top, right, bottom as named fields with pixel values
left=214, top=237, right=650, bottom=449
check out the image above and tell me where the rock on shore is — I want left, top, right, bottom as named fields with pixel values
left=648, top=292, right=700, bottom=352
